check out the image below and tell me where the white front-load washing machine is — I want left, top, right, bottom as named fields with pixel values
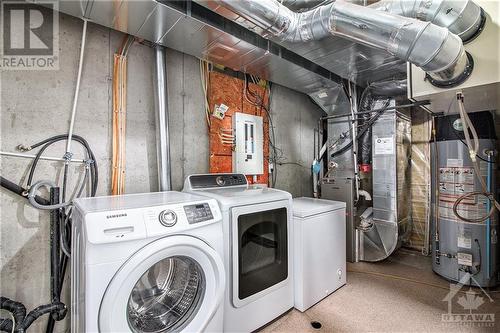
left=71, top=191, right=225, bottom=333
left=183, top=174, right=294, bottom=332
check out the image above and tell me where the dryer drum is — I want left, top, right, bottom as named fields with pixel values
left=127, top=256, right=206, bottom=333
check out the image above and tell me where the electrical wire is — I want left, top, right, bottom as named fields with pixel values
left=112, top=34, right=133, bottom=195
left=329, top=98, right=391, bottom=158
left=243, top=74, right=281, bottom=187
left=200, top=60, right=212, bottom=128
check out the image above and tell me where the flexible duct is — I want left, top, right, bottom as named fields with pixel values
left=207, top=0, right=474, bottom=86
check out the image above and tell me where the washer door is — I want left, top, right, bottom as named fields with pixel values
left=99, top=235, right=225, bottom=333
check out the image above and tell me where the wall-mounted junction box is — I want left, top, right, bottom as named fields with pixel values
left=232, top=112, right=264, bottom=175
left=408, top=0, right=499, bottom=114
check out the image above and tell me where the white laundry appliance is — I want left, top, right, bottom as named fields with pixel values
left=71, top=192, right=225, bottom=333
left=183, top=174, right=294, bottom=332
left=292, top=197, right=346, bottom=312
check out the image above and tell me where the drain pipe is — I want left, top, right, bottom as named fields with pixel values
left=153, top=46, right=172, bottom=191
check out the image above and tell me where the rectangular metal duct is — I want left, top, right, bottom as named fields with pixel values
left=362, top=108, right=412, bottom=261
left=51, top=0, right=346, bottom=105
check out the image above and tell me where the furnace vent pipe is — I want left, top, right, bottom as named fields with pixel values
left=206, top=0, right=474, bottom=87
left=154, top=46, right=172, bottom=192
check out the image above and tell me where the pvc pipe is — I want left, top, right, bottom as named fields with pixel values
left=358, top=190, right=372, bottom=201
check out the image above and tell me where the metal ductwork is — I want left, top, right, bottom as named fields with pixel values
left=369, top=0, right=486, bottom=43
left=281, top=0, right=334, bottom=11
left=282, top=0, right=485, bottom=43
left=204, top=0, right=477, bottom=87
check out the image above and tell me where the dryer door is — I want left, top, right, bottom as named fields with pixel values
left=99, top=235, right=225, bottom=333
left=231, top=200, right=291, bottom=308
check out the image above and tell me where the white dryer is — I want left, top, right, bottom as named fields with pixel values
left=71, top=192, right=225, bottom=333
left=183, top=174, right=294, bottom=332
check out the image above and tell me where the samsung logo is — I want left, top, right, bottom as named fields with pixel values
left=106, top=213, right=127, bottom=219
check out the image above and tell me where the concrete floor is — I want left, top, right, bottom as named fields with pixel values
left=260, top=249, right=500, bottom=333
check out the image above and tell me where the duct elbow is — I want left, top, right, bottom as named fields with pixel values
left=371, top=0, right=486, bottom=43
left=426, top=47, right=474, bottom=88
left=405, top=24, right=473, bottom=88
left=431, top=0, right=486, bottom=43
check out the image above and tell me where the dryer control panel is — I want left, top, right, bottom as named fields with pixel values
left=187, top=173, right=248, bottom=189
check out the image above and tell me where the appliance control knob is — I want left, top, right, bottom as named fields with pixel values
left=159, top=210, right=177, bottom=227
left=216, top=176, right=225, bottom=186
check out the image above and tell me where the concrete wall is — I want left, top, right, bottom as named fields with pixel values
left=270, top=85, right=323, bottom=197
left=0, top=12, right=321, bottom=332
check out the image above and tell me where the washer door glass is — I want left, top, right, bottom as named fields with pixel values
left=127, top=256, right=205, bottom=333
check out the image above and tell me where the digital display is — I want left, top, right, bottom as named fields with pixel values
left=184, top=203, right=213, bottom=224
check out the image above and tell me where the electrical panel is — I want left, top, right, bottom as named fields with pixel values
left=232, top=112, right=264, bottom=175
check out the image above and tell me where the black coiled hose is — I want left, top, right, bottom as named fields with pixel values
left=24, top=134, right=98, bottom=198
left=0, top=134, right=98, bottom=333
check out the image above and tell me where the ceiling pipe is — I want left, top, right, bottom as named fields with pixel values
left=281, top=0, right=334, bottom=12
left=368, top=0, right=485, bottom=43
left=153, top=46, right=172, bottom=192
left=282, top=0, right=486, bottom=43
left=203, top=0, right=475, bottom=87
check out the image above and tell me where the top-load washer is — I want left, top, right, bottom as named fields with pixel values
left=71, top=191, right=225, bottom=333
left=183, top=174, right=294, bottom=332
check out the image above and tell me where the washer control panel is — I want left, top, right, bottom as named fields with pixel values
left=158, top=209, right=177, bottom=227
left=183, top=203, right=213, bottom=224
